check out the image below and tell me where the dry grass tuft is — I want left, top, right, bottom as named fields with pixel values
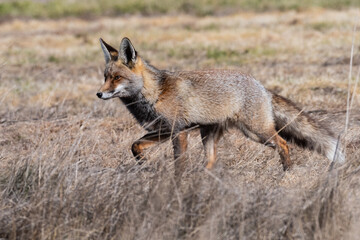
left=1, top=139, right=359, bottom=239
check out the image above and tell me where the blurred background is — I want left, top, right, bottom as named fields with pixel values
left=1, top=0, right=360, bottom=18
left=0, top=1, right=360, bottom=239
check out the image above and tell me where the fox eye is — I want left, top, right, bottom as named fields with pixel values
left=114, top=76, right=121, bottom=80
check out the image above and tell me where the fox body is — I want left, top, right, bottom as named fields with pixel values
left=97, top=37, right=344, bottom=174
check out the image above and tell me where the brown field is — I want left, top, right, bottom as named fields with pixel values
left=1, top=8, right=360, bottom=239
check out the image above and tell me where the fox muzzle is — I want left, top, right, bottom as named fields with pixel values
left=96, top=92, right=102, bottom=98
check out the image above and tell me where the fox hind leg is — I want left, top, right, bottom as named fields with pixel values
left=255, top=131, right=291, bottom=171
left=235, top=123, right=291, bottom=170
left=274, top=134, right=291, bottom=170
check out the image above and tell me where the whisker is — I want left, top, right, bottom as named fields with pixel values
left=142, top=115, right=162, bottom=130
left=124, top=99, right=143, bottom=107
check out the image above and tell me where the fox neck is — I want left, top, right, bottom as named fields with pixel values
left=119, top=93, right=161, bottom=131
left=133, top=57, right=163, bottom=104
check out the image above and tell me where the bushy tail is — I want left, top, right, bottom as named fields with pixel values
left=271, top=93, right=345, bottom=163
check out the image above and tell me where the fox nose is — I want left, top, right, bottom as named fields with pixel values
left=96, top=92, right=102, bottom=98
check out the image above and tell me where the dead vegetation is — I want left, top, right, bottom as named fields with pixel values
left=0, top=9, right=360, bottom=239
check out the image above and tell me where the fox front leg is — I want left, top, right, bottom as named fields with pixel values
left=131, top=131, right=171, bottom=164
left=200, top=125, right=224, bottom=169
left=172, top=131, right=188, bottom=179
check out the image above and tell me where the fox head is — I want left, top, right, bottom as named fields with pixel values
left=96, top=37, right=143, bottom=100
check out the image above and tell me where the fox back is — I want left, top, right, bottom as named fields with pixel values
left=156, top=70, right=274, bottom=128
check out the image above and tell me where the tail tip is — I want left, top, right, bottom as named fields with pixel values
left=333, top=151, right=346, bottom=164
left=326, top=141, right=345, bottom=164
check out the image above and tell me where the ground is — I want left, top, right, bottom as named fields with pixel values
left=0, top=8, right=360, bottom=239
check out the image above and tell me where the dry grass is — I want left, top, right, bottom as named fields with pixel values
left=0, top=9, right=360, bottom=239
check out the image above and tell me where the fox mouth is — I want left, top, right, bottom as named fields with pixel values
left=96, top=91, right=116, bottom=100
left=96, top=89, right=128, bottom=99
left=97, top=85, right=127, bottom=100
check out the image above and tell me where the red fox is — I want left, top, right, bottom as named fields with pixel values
left=96, top=37, right=344, bottom=174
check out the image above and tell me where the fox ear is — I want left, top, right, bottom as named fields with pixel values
left=119, top=37, right=137, bottom=67
left=99, top=38, right=118, bottom=63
